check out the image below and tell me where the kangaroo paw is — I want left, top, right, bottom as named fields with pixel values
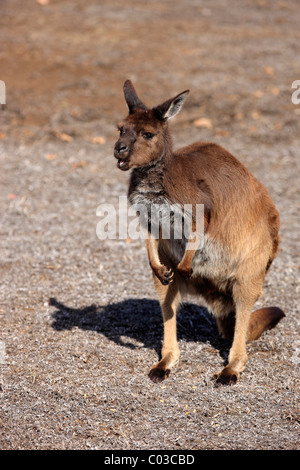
left=214, top=366, right=239, bottom=386
left=149, top=366, right=170, bottom=383
left=152, top=265, right=174, bottom=285
left=177, top=265, right=193, bottom=279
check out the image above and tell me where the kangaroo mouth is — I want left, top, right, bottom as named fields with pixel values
left=117, top=157, right=130, bottom=171
left=114, top=147, right=131, bottom=171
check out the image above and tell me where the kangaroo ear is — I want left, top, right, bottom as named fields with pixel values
left=154, top=90, right=189, bottom=121
left=123, top=80, right=148, bottom=114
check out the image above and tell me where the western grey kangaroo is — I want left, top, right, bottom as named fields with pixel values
left=114, top=80, right=284, bottom=385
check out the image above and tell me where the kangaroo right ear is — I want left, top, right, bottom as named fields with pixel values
left=154, top=90, right=189, bottom=121
left=123, top=80, right=148, bottom=114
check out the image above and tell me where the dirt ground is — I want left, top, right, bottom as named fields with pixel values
left=0, top=0, right=299, bottom=451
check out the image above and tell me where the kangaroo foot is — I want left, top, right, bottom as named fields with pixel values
left=214, top=366, right=239, bottom=386
left=149, top=366, right=170, bottom=383
left=148, top=350, right=179, bottom=383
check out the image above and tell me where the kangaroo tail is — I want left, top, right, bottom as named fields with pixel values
left=247, top=306, right=285, bottom=341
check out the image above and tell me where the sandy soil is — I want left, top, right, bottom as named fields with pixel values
left=0, top=0, right=299, bottom=450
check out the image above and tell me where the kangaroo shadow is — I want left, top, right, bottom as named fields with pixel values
left=49, top=297, right=231, bottom=361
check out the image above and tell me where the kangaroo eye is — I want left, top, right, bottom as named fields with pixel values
left=118, top=127, right=124, bottom=135
left=142, top=132, right=154, bottom=140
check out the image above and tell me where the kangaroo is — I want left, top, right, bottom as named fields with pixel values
left=114, top=80, right=285, bottom=385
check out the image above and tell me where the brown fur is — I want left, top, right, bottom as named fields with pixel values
left=114, top=80, right=285, bottom=385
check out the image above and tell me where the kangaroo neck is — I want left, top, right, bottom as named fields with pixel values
left=128, top=150, right=173, bottom=202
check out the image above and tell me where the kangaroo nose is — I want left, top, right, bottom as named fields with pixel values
left=115, top=142, right=128, bottom=154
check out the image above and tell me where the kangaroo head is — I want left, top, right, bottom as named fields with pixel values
left=114, top=80, right=189, bottom=171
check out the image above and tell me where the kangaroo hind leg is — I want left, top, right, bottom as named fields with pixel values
left=149, top=275, right=181, bottom=383
left=215, top=280, right=262, bottom=385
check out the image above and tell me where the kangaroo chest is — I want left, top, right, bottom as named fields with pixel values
left=128, top=163, right=187, bottom=240
left=128, top=162, right=166, bottom=205
left=128, top=165, right=234, bottom=286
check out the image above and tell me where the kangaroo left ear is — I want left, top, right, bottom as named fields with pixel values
left=123, top=80, right=148, bottom=114
left=154, top=90, right=189, bottom=121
